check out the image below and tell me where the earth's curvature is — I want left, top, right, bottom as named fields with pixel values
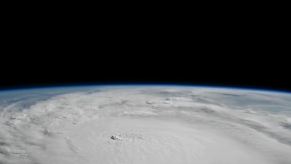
left=0, top=85, right=291, bottom=164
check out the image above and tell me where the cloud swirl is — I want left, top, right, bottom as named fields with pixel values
left=0, top=87, right=291, bottom=164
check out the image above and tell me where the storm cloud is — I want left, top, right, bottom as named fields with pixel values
left=0, top=86, right=291, bottom=164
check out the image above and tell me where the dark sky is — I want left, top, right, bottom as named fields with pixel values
left=0, top=52, right=290, bottom=92
left=2, top=14, right=289, bottom=92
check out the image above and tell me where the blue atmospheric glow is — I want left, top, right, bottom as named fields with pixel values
left=0, top=83, right=290, bottom=95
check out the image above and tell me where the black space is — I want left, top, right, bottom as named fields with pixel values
left=1, top=49, right=290, bottom=92
left=1, top=11, right=289, bottom=92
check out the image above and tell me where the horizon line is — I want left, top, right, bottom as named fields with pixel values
left=0, top=83, right=290, bottom=95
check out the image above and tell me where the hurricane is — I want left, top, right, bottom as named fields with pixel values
left=0, top=86, right=291, bottom=164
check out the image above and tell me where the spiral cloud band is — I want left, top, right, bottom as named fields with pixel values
left=0, top=86, right=291, bottom=164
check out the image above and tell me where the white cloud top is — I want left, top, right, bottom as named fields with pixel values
left=0, top=86, right=291, bottom=164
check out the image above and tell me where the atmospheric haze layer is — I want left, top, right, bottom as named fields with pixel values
left=0, top=86, right=291, bottom=164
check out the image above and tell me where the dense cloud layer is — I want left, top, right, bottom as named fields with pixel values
left=0, top=87, right=291, bottom=164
